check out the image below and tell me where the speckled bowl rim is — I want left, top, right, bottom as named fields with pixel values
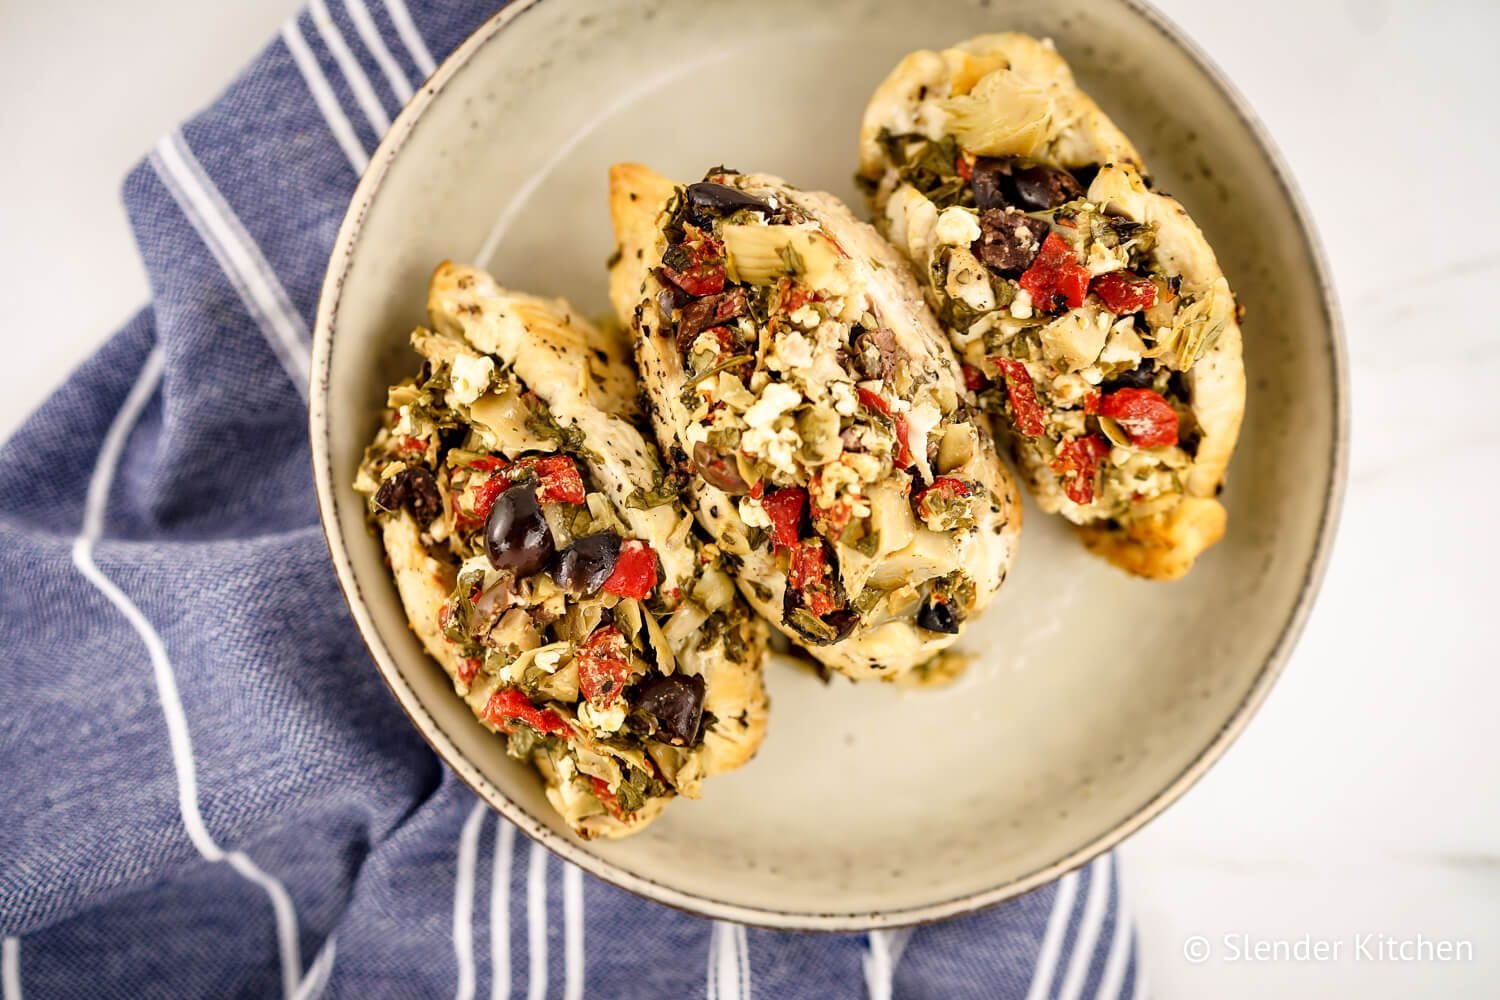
left=309, top=0, right=1348, bottom=932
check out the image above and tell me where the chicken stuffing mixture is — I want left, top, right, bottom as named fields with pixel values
left=865, top=133, right=1234, bottom=524
left=355, top=323, right=762, bottom=837
left=644, top=171, right=1001, bottom=647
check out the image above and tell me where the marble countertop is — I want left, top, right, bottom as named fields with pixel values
left=4, top=1, right=1495, bottom=995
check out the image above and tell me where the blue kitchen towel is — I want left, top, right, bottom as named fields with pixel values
left=0, top=2, right=1140, bottom=997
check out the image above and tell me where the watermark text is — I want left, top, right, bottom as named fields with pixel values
left=1182, top=933, right=1474, bottom=964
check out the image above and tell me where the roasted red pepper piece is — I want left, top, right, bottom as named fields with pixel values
left=894, top=415, right=914, bottom=469
left=457, top=656, right=482, bottom=685
left=456, top=454, right=580, bottom=531
left=961, top=363, right=988, bottom=392
left=483, top=687, right=570, bottom=738
left=1051, top=435, right=1109, bottom=505
left=1097, top=388, right=1179, bottom=448
left=1019, top=232, right=1090, bottom=312
left=454, top=460, right=510, bottom=531
left=1091, top=271, right=1158, bottom=314
left=663, top=226, right=726, bottom=297
left=600, top=539, right=658, bottom=599
left=574, top=624, right=633, bottom=709
left=857, top=387, right=913, bottom=467
left=715, top=287, right=748, bottom=322
left=762, top=487, right=807, bottom=549
left=775, top=277, right=812, bottom=315
left=993, top=358, right=1047, bottom=437
left=913, top=477, right=972, bottom=522
left=589, top=776, right=628, bottom=820
left=788, top=539, right=840, bottom=618
left=812, top=493, right=855, bottom=540
left=516, top=454, right=586, bottom=505
left=466, top=456, right=506, bottom=472
left=956, top=153, right=974, bottom=182
left=856, top=386, right=892, bottom=417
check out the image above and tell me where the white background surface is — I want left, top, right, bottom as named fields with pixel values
left=3, top=1, right=1497, bottom=997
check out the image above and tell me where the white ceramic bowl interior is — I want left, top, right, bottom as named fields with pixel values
left=312, top=0, right=1344, bottom=929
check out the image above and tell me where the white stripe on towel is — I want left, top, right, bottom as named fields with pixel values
left=704, top=923, right=717, bottom=1000
left=1095, top=861, right=1133, bottom=1000
left=1022, top=867, right=1082, bottom=1000
left=150, top=132, right=311, bottom=397
left=342, top=0, right=415, bottom=103
left=490, top=820, right=515, bottom=1000
left=2, top=937, right=20, bottom=1000
left=562, top=864, right=585, bottom=1000
left=70, top=348, right=302, bottom=998
left=1057, top=854, right=1114, bottom=1000
left=453, top=802, right=487, bottom=1000
left=526, top=842, right=549, bottom=1000
left=707, top=921, right=743, bottom=1000
left=863, top=927, right=915, bottom=1000
left=381, top=0, right=436, bottom=77
left=292, top=937, right=338, bottom=1000
left=736, top=924, right=751, bottom=999
left=308, top=0, right=391, bottom=136
left=281, top=19, right=369, bottom=174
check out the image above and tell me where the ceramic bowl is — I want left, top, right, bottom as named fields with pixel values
left=311, top=0, right=1345, bottom=929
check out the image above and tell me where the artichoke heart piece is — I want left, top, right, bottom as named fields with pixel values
left=1097, top=416, right=1135, bottom=451
left=1039, top=309, right=1108, bottom=372
left=943, top=246, right=997, bottom=314
left=795, top=405, right=843, bottom=465
left=1157, top=278, right=1231, bottom=372
left=938, top=68, right=1054, bottom=157
left=468, top=389, right=558, bottom=454
left=723, top=224, right=847, bottom=290
left=867, top=482, right=917, bottom=558
left=866, top=528, right=959, bottom=591
left=948, top=51, right=1011, bottom=98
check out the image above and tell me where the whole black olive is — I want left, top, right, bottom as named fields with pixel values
left=692, top=441, right=749, bottom=495
left=373, top=466, right=441, bottom=525
left=675, top=298, right=715, bottom=356
left=551, top=532, right=621, bottom=595
left=821, top=609, right=860, bottom=643
left=653, top=271, right=692, bottom=312
left=1166, top=369, right=1190, bottom=401
left=485, top=485, right=554, bottom=577
left=1011, top=164, right=1085, bottom=210
left=632, top=673, right=706, bottom=745
left=1071, top=164, right=1101, bottom=191
left=916, top=598, right=961, bottom=634
left=970, top=157, right=1014, bottom=211
left=975, top=208, right=1049, bottom=275
left=779, top=556, right=859, bottom=647
left=1101, top=360, right=1158, bottom=393
left=685, top=182, right=771, bottom=218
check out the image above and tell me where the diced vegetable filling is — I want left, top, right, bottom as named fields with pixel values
left=871, top=130, right=1221, bottom=522
left=653, top=171, right=992, bottom=644
left=361, top=352, right=755, bottom=828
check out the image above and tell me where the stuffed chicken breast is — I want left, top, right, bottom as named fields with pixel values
left=355, top=263, right=768, bottom=839
left=608, top=164, right=1020, bottom=681
left=858, top=33, right=1246, bottom=580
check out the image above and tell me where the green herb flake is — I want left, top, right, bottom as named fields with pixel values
left=441, top=595, right=473, bottom=643
left=787, top=608, right=839, bottom=644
